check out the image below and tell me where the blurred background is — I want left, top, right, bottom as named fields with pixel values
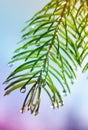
left=0, top=0, right=88, bottom=130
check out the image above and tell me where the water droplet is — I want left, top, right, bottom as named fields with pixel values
left=70, top=79, right=74, bottom=85
left=50, top=105, right=55, bottom=109
left=62, top=90, right=67, bottom=96
left=84, top=37, right=88, bottom=42
left=63, top=92, right=67, bottom=96
left=56, top=32, right=58, bottom=36
left=20, top=109, right=23, bottom=113
left=28, top=106, right=31, bottom=111
left=59, top=102, right=64, bottom=107
left=51, top=96, right=55, bottom=102
left=50, top=102, right=58, bottom=109
left=9, top=63, right=14, bottom=67
left=13, top=57, right=18, bottom=60
left=85, top=26, right=88, bottom=32
left=78, top=47, right=82, bottom=54
left=3, top=81, right=8, bottom=85
left=20, top=87, right=26, bottom=93
left=34, top=111, right=38, bottom=116
left=31, top=25, right=35, bottom=29
left=54, top=102, right=58, bottom=108
left=62, top=1, right=66, bottom=5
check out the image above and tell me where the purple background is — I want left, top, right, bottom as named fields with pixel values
left=0, top=0, right=88, bottom=130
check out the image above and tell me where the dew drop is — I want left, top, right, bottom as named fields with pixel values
left=9, top=63, right=14, bottom=67
left=20, top=109, right=23, bottom=113
left=63, top=92, right=67, bottom=96
left=51, top=96, right=55, bottom=102
left=56, top=32, right=58, bottom=35
left=71, top=81, right=74, bottom=85
left=20, top=87, right=26, bottom=93
left=50, top=105, right=55, bottom=109
left=62, top=90, right=67, bottom=96
left=34, top=111, right=38, bottom=116
left=85, top=26, right=88, bottom=32
left=84, top=37, right=88, bottom=42
left=13, top=57, right=18, bottom=60
left=70, top=79, right=74, bottom=85
left=78, top=47, right=82, bottom=54
left=27, top=106, right=31, bottom=111
left=3, top=81, right=8, bottom=85
left=54, top=102, right=58, bottom=108
left=59, top=101, right=64, bottom=107
left=50, top=102, right=58, bottom=109
left=31, top=25, right=35, bottom=29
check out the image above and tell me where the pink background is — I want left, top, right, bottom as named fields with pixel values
left=0, top=0, right=88, bottom=130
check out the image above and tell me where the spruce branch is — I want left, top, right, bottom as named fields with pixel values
left=4, top=0, right=88, bottom=115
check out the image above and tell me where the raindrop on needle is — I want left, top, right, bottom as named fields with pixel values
left=20, top=87, right=26, bottom=93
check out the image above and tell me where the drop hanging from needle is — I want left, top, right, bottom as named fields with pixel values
left=20, top=86, right=26, bottom=93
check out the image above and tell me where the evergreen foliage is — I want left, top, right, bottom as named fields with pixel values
left=4, top=0, right=88, bottom=115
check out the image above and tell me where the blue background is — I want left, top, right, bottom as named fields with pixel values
left=0, top=0, right=88, bottom=130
